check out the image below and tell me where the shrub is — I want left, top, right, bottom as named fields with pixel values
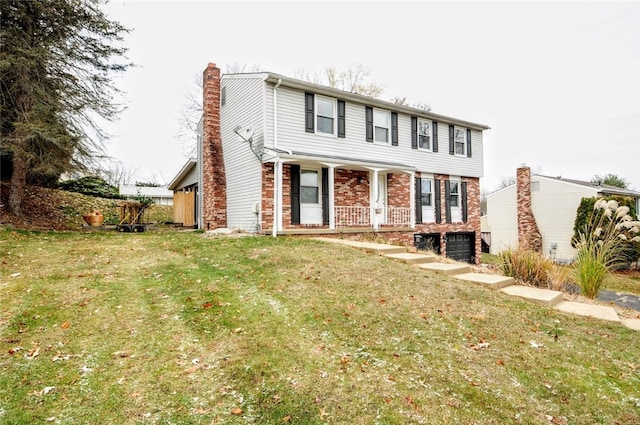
left=59, top=176, right=122, bottom=199
left=573, top=199, right=640, bottom=298
left=497, top=247, right=554, bottom=288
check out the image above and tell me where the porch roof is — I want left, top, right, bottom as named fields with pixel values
left=263, top=148, right=416, bottom=173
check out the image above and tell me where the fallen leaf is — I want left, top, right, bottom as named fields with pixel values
left=8, top=347, right=23, bottom=355
left=10, top=273, right=21, bottom=278
left=202, top=302, right=213, bottom=309
left=27, top=344, right=40, bottom=359
left=61, top=321, right=70, bottom=329
left=231, top=407, right=243, bottom=415
left=282, top=415, right=291, bottom=422
left=496, top=359, right=505, bottom=366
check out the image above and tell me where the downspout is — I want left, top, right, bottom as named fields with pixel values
left=272, top=78, right=282, bottom=237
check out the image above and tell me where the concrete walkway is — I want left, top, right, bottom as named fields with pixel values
left=312, top=237, right=639, bottom=332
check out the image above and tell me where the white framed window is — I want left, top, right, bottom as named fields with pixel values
left=316, top=96, right=335, bottom=135
left=418, top=119, right=431, bottom=150
left=420, top=178, right=432, bottom=206
left=300, top=170, right=319, bottom=204
left=454, top=127, right=466, bottom=156
left=374, top=110, right=390, bottom=143
left=449, top=180, right=459, bottom=207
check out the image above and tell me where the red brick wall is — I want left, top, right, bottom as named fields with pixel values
left=201, top=63, right=227, bottom=229
left=412, top=174, right=482, bottom=264
left=387, top=174, right=410, bottom=208
left=261, top=163, right=274, bottom=231
left=335, top=169, right=370, bottom=207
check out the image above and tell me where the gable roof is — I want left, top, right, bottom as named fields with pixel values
left=222, top=72, right=490, bottom=132
left=168, top=158, right=197, bottom=190
left=536, top=175, right=640, bottom=197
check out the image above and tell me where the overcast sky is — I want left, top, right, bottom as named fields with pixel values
left=102, top=0, right=640, bottom=192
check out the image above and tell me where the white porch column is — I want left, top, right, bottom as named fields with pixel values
left=372, top=169, right=379, bottom=230
left=276, top=160, right=284, bottom=232
left=271, top=159, right=280, bottom=237
left=409, top=171, right=415, bottom=229
left=329, top=165, right=335, bottom=230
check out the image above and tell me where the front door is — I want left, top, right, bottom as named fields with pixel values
left=375, top=174, right=387, bottom=225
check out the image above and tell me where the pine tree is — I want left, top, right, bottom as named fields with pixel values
left=0, top=0, right=131, bottom=214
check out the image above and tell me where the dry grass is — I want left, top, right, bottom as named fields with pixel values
left=1, top=229, right=639, bottom=424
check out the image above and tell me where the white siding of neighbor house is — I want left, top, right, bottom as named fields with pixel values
left=530, top=177, right=598, bottom=262
left=266, top=83, right=484, bottom=178
left=220, top=75, right=266, bottom=231
left=485, top=185, right=518, bottom=255
left=485, top=176, right=600, bottom=261
left=178, top=165, right=198, bottom=189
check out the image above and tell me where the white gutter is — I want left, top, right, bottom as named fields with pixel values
left=272, top=78, right=282, bottom=237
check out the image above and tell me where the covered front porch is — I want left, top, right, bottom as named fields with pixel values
left=263, top=151, right=416, bottom=235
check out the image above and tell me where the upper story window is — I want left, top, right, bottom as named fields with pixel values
left=374, top=110, right=390, bottom=143
left=454, top=127, right=466, bottom=156
left=316, top=96, right=335, bottom=135
left=418, top=119, right=431, bottom=150
left=420, top=178, right=433, bottom=206
left=449, top=180, right=459, bottom=207
left=305, top=93, right=345, bottom=138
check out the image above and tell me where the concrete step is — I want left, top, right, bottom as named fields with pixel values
left=554, top=301, right=621, bottom=323
left=384, top=252, right=436, bottom=265
left=500, top=285, right=564, bottom=307
left=622, top=318, right=640, bottom=331
left=312, top=237, right=407, bottom=254
left=418, top=262, right=472, bottom=275
left=454, top=272, right=514, bottom=289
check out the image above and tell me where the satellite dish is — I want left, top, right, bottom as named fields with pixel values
left=234, top=126, right=254, bottom=142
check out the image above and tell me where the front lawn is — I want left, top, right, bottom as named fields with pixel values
left=1, top=229, right=639, bottom=424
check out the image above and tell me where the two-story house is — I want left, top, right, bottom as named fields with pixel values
left=198, top=63, right=490, bottom=264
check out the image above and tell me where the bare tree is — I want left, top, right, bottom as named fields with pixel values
left=391, top=96, right=432, bottom=112
left=295, top=64, right=384, bottom=98
left=175, top=63, right=263, bottom=158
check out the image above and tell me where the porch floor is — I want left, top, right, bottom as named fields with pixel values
left=266, top=227, right=413, bottom=236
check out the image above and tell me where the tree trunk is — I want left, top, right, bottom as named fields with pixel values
left=8, top=156, right=27, bottom=215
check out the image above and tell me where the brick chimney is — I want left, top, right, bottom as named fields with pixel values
left=202, top=63, right=227, bottom=229
left=516, top=165, right=542, bottom=252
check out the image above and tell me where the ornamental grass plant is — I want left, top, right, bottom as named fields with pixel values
left=573, top=199, right=640, bottom=298
left=497, top=247, right=554, bottom=288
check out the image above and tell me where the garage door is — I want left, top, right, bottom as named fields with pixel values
left=446, top=232, right=475, bottom=264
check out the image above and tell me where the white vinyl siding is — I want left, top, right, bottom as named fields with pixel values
left=219, top=75, right=266, bottom=231
left=269, top=84, right=484, bottom=178
left=485, top=185, right=518, bottom=255
left=484, top=176, right=617, bottom=262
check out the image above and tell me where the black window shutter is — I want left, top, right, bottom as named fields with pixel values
left=433, top=122, right=438, bottom=152
left=365, top=106, right=373, bottom=142
left=466, top=128, right=472, bottom=157
left=415, top=177, right=422, bottom=224
left=444, top=180, right=452, bottom=223
left=322, top=168, right=329, bottom=225
left=448, top=125, right=454, bottom=155
left=434, top=179, right=441, bottom=223
left=305, top=93, right=314, bottom=133
left=411, top=117, right=418, bottom=149
left=290, top=165, right=301, bottom=224
left=337, top=100, right=346, bottom=138
left=391, top=112, right=398, bottom=146
left=461, top=181, right=468, bottom=223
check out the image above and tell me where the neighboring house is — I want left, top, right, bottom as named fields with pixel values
left=119, top=185, right=174, bottom=206
left=198, top=62, right=490, bottom=264
left=167, top=158, right=198, bottom=227
left=483, top=166, right=640, bottom=263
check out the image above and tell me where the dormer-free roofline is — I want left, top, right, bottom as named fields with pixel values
left=221, top=72, right=490, bottom=132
